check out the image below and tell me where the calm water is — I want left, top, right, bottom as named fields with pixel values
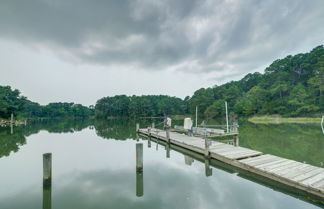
left=0, top=119, right=323, bottom=209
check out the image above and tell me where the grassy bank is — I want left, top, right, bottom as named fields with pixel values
left=248, top=116, right=322, bottom=124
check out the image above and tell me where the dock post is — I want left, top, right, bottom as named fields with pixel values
left=136, top=169, right=144, bottom=197
left=148, top=136, right=151, bottom=148
left=234, top=136, right=239, bottom=147
left=10, top=123, right=13, bottom=134
left=166, top=144, right=170, bottom=158
left=43, top=153, right=52, bottom=188
left=156, top=139, right=159, bottom=150
left=10, top=113, right=14, bottom=125
left=42, top=183, right=52, bottom=209
left=152, top=122, right=155, bottom=129
left=205, top=158, right=212, bottom=177
left=195, top=106, right=198, bottom=128
left=136, top=143, right=143, bottom=172
left=136, top=123, right=139, bottom=132
left=225, top=101, right=229, bottom=133
left=166, top=128, right=170, bottom=143
left=10, top=113, right=13, bottom=134
left=136, top=143, right=144, bottom=197
left=204, top=138, right=210, bottom=158
left=148, top=126, right=151, bottom=136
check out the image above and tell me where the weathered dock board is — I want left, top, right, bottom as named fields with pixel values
left=138, top=128, right=324, bottom=201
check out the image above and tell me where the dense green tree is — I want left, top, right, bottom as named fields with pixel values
left=0, top=86, right=94, bottom=119
left=95, top=95, right=186, bottom=118
left=188, top=45, right=324, bottom=118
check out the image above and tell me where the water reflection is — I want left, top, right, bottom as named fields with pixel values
left=142, top=136, right=323, bottom=207
left=0, top=120, right=322, bottom=209
left=239, top=122, right=324, bottom=167
left=42, top=186, right=51, bottom=209
left=205, top=159, right=212, bottom=177
left=0, top=119, right=92, bottom=159
left=184, top=155, right=194, bottom=166
left=136, top=171, right=144, bottom=197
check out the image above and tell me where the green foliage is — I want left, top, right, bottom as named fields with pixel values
left=0, top=118, right=92, bottom=158
left=0, top=85, right=94, bottom=119
left=188, top=45, right=324, bottom=118
left=95, top=95, right=186, bottom=118
left=0, top=86, right=26, bottom=118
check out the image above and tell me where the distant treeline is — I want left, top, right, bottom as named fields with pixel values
left=0, top=86, right=94, bottom=119
left=95, top=45, right=324, bottom=118
left=95, top=95, right=187, bottom=118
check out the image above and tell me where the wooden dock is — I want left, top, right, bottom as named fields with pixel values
left=138, top=128, right=324, bottom=202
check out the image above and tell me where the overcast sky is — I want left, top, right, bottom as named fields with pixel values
left=0, top=0, right=323, bottom=105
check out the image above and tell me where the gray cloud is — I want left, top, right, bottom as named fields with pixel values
left=0, top=0, right=323, bottom=77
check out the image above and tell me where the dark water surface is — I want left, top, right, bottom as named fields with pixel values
left=0, top=119, right=323, bottom=209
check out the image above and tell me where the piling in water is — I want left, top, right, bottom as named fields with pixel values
left=166, top=128, right=170, bottom=143
left=152, top=122, right=155, bottom=129
left=136, top=143, right=144, bottom=197
left=148, top=137, right=151, bottom=148
left=204, top=138, right=210, bottom=158
left=166, top=144, right=170, bottom=158
left=136, top=143, right=143, bottom=172
left=136, top=170, right=144, bottom=197
left=42, top=185, right=52, bottom=209
left=205, top=159, right=212, bottom=177
left=43, top=153, right=52, bottom=187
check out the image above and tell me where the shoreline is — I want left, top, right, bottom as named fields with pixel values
left=0, top=119, right=27, bottom=127
left=248, top=116, right=322, bottom=124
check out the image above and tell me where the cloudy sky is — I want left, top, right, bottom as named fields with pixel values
left=0, top=0, right=323, bottom=105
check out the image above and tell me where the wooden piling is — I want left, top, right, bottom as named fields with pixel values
left=152, top=122, right=155, bottom=129
left=234, top=136, right=239, bottom=147
left=10, top=123, right=13, bottom=135
left=166, top=128, right=170, bottom=143
left=205, top=158, right=212, bottom=177
left=10, top=113, right=13, bottom=134
left=148, top=127, right=151, bottom=136
left=10, top=113, right=13, bottom=125
left=166, top=144, right=170, bottom=158
left=136, top=170, right=144, bottom=197
left=148, top=136, right=151, bottom=148
left=42, top=185, right=52, bottom=209
left=136, top=143, right=143, bottom=172
left=136, top=123, right=139, bottom=132
left=204, top=138, right=210, bottom=158
left=43, top=153, right=52, bottom=187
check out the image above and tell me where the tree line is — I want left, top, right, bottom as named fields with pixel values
left=95, top=45, right=323, bottom=119
left=95, top=95, right=186, bottom=118
left=190, top=45, right=324, bottom=119
left=1, top=45, right=323, bottom=119
left=0, top=86, right=94, bottom=119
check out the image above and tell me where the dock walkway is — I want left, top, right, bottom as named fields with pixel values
left=138, top=128, right=324, bottom=201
